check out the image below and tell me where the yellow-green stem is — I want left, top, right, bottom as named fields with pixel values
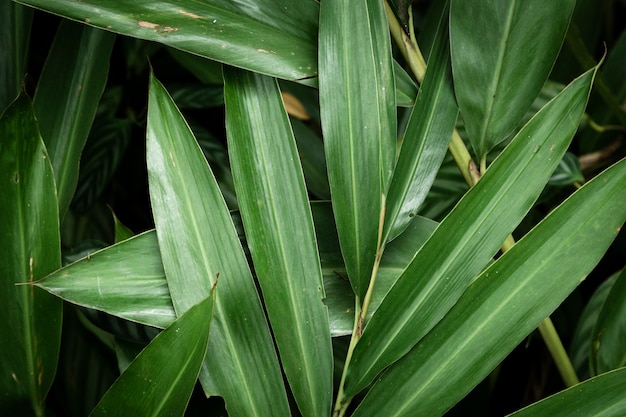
left=538, top=318, right=580, bottom=387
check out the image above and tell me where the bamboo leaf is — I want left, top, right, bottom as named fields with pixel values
left=343, top=67, right=598, bottom=397
left=16, top=0, right=318, bottom=81
left=319, top=0, right=396, bottom=299
left=90, top=294, right=214, bottom=417
left=450, top=0, right=576, bottom=158
left=384, top=3, right=457, bottom=242
left=146, top=73, right=289, bottom=416
left=353, top=155, right=626, bottom=417
left=0, top=93, right=62, bottom=414
left=33, top=20, right=114, bottom=218
left=506, top=367, right=626, bottom=417
left=591, top=267, right=626, bottom=374
left=224, top=67, right=333, bottom=417
left=0, top=2, right=32, bottom=111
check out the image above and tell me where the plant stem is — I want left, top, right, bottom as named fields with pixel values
left=538, top=318, right=580, bottom=387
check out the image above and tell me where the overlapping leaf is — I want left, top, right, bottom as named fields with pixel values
left=224, top=67, right=333, bottom=417
left=0, top=93, right=62, bottom=414
left=319, top=0, right=396, bottom=299
left=33, top=20, right=114, bottom=217
left=0, top=2, right=32, bottom=111
left=450, top=0, right=576, bottom=158
left=146, top=74, right=289, bottom=416
left=343, top=67, right=598, bottom=396
left=353, top=155, right=626, bottom=416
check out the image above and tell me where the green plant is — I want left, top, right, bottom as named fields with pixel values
left=2, top=0, right=626, bottom=416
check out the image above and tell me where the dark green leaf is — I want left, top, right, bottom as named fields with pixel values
left=292, top=119, right=331, bottom=200
left=146, top=74, right=289, bottom=415
left=549, top=152, right=584, bottom=186
left=224, top=67, right=333, bottom=417
left=384, top=4, right=457, bottom=242
left=507, top=367, right=626, bottom=417
left=319, top=0, right=396, bottom=299
left=17, top=0, right=319, bottom=81
left=450, top=0, right=576, bottom=158
left=90, top=295, right=214, bottom=417
left=34, top=20, right=114, bottom=218
left=0, top=93, right=62, bottom=413
left=0, top=2, right=32, bottom=111
left=343, top=67, right=597, bottom=396
left=353, top=155, right=626, bottom=417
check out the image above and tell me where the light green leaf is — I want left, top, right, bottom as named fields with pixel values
left=384, top=3, right=457, bottom=242
left=319, top=0, right=396, bottom=299
left=353, top=155, right=626, bottom=417
left=224, top=67, right=333, bottom=417
left=146, top=73, right=289, bottom=416
left=0, top=93, right=62, bottom=414
left=36, top=231, right=175, bottom=329
left=450, top=0, right=576, bottom=158
left=591, top=267, right=626, bottom=374
left=343, top=67, right=598, bottom=397
left=17, top=0, right=318, bottom=81
left=506, top=367, right=626, bottom=417
left=0, top=2, right=32, bottom=111
left=90, top=294, right=214, bottom=417
left=34, top=20, right=114, bottom=218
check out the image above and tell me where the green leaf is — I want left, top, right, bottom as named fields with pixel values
left=343, top=67, right=598, bottom=397
left=33, top=20, right=114, bottom=218
left=36, top=231, right=175, bottom=329
left=591, top=267, right=626, bottom=374
left=17, top=0, right=319, bottom=81
left=146, top=73, right=289, bottom=416
left=394, top=61, right=418, bottom=107
left=0, top=93, right=62, bottom=414
left=384, top=4, right=457, bottom=242
left=506, top=367, right=626, bottom=417
left=319, top=0, right=396, bottom=299
left=450, top=0, right=576, bottom=158
left=111, top=209, right=135, bottom=243
left=90, top=294, right=214, bottom=417
left=353, top=155, right=626, bottom=417
left=224, top=67, right=333, bottom=417
left=0, top=2, right=32, bottom=111
left=292, top=119, right=331, bottom=200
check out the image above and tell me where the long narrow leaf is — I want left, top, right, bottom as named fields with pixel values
left=34, top=20, right=114, bottom=218
left=90, top=294, right=214, bottom=417
left=353, top=156, right=626, bottom=416
left=384, top=3, right=457, bottom=242
left=506, top=367, right=626, bottom=417
left=319, top=0, right=396, bottom=299
left=450, top=0, right=576, bottom=158
left=0, top=93, right=62, bottom=414
left=343, top=67, right=597, bottom=396
left=224, top=67, right=332, bottom=417
left=146, top=73, right=289, bottom=416
left=0, top=2, right=32, bottom=111
left=16, top=0, right=318, bottom=81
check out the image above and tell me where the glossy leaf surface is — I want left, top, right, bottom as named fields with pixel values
left=384, top=5, right=457, bottom=242
left=17, top=0, right=318, bottom=81
left=354, top=155, right=626, bottom=417
left=224, top=67, right=333, bottom=417
left=0, top=93, right=62, bottom=413
left=90, top=295, right=214, bottom=417
left=34, top=20, right=114, bottom=217
left=319, top=0, right=396, bottom=299
left=146, top=74, right=289, bottom=416
left=450, top=0, right=576, bottom=157
left=344, top=67, right=597, bottom=396
left=507, top=367, right=626, bottom=417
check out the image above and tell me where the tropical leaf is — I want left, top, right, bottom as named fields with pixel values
left=353, top=155, right=626, bottom=417
left=0, top=2, right=32, bottom=111
left=16, top=0, right=319, bottom=81
left=224, top=67, right=333, bottom=417
left=0, top=93, right=62, bottom=414
left=90, top=295, right=214, bottom=417
left=450, top=0, right=576, bottom=158
left=343, top=67, right=598, bottom=397
left=319, top=0, right=396, bottom=300
left=146, top=73, right=289, bottom=415
left=33, top=20, right=114, bottom=217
